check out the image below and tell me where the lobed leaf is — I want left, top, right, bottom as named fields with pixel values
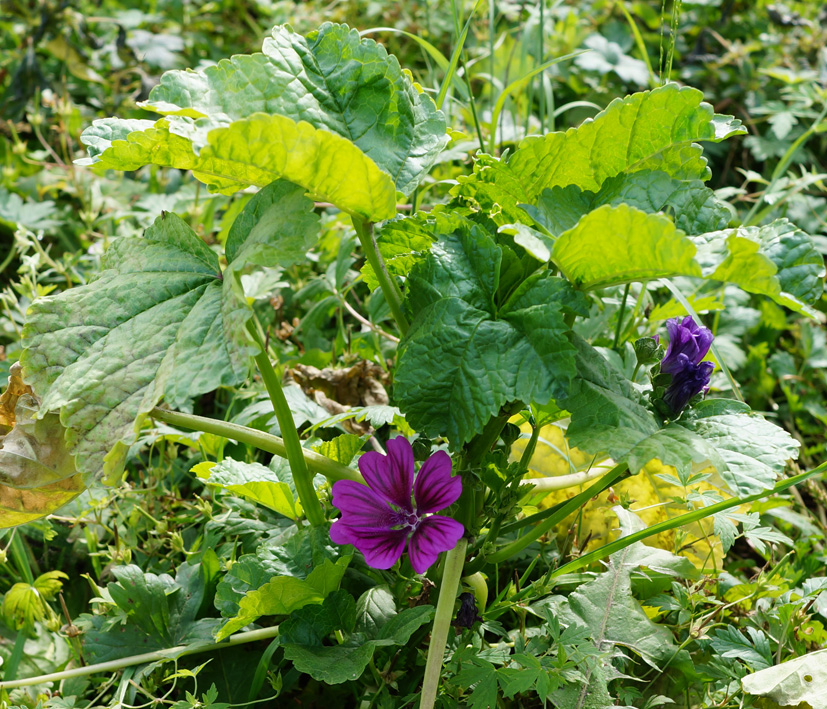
left=21, top=213, right=253, bottom=479
left=141, top=23, right=447, bottom=195
left=548, top=206, right=822, bottom=316
left=453, top=83, right=745, bottom=223
left=562, top=339, right=799, bottom=494
left=551, top=204, right=701, bottom=289
left=529, top=169, right=730, bottom=237
left=395, top=220, right=588, bottom=446
left=80, top=114, right=397, bottom=221
left=201, top=458, right=302, bottom=520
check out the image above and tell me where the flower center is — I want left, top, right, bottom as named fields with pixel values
left=389, top=508, right=421, bottom=533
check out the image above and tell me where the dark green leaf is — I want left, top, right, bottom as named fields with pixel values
left=396, top=221, right=587, bottom=445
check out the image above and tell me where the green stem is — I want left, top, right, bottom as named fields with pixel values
left=251, top=329, right=335, bottom=523
left=149, top=408, right=361, bottom=483
left=546, top=462, right=827, bottom=581
left=613, top=283, right=631, bottom=350
left=353, top=217, right=409, bottom=337
left=420, top=538, right=468, bottom=709
left=0, top=626, right=281, bottom=690
left=483, top=463, right=629, bottom=565
left=249, top=325, right=325, bottom=526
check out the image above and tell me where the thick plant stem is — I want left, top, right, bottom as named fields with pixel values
left=248, top=324, right=326, bottom=526
left=0, top=626, right=280, bottom=690
left=353, top=217, right=409, bottom=337
left=420, top=538, right=468, bottom=709
left=149, top=408, right=362, bottom=483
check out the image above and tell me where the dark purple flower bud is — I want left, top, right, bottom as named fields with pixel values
left=329, top=437, right=464, bottom=574
left=661, top=358, right=714, bottom=415
left=661, top=316, right=714, bottom=375
left=454, top=592, right=483, bottom=629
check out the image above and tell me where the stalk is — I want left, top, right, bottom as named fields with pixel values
left=353, top=217, right=409, bottom=336
left=248, top=324, right=325, bottom=526
left=420, top=538, right=468, bottom=709
left=482, top=463, right=629, bottom=565
left=149, top=408, right=362, bottom=483
left=547, top=463, right=827, bottom=581
left=0, top=626, right=280, bottom=690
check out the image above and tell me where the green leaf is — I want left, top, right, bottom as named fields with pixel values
left=140, top=23, right=446, bottom=195
left=217, top=577, right=326, bottom=640
left=691, top=219, right=824, bottom=315
left=742, top=649, right=827, bottom=709
left=362, top=214, right=437, bottom=290
left=80, top=563, right=221, bottom=663
left=395, top=220, right=588, bottom=445
left=215, top=527, right=350, bottom=640
left=21, top=213, right=251, bottom=479
left=224, top=179, right=320, bottom=268
left=679, top=399, right=800, bottom=495
left=549, top=206, right=822, bottom=316
left=529, top=170, right=730, bottom=237
left=315, top=434, right=365, bottom=466
left=711, top=626, right=772, bottom=670
left=280, top=589, right=432, bottom=684
left=354, top=586, right=396, bottom=638
left=80, top=114, right=396, bottom=221
left=453, top=83, right=745, bottom=223
left=3, top=571, right=68, bottom=629
left=551, top=204, right=702, bottom=289
left=454, top=659, right=500, bottom=709
left=562, top=339, right=799, bottom=493
left=0, top=188, right=62, bottom=232
left=201, top=458, right=301, bottom=520
left=550, top=534, right=684, bottom=674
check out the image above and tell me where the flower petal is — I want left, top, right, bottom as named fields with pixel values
left=331, top=480, right=395, bottom=529
left=413, top=451, right=461, bottom=514
left=358, top=437, right=414, bottom=511
left=346, top=527, right=408, bottom=569
left=408, top=515, right=464, bottom=574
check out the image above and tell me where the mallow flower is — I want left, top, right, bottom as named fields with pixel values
left=330, top=437, right=464, bottom=574
left=660, top=315, right=715, bottom=415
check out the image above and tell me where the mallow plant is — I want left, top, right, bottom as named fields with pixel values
left=1, top=21, right=826, bottom=707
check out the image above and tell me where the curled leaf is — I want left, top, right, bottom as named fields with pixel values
left=0, top=364, right=83, bottom=528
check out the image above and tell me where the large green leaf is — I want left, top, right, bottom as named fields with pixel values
left=21, top=213, right=249, bottom=478
left=142, top=23, right=447, bottom=196
left=395, top=220, right=588, bottom=445
left=551, top=204, right=701, bottom=289
left=21, top=183, right=319, bottom=481
left=214, top=527, right=350, bottom=640
left=550, top=207, right=822, bottom=316
left=562, top=339, right=799, bottom=494
left=453, top=83, right=745, bottom=223
left=529, top=170, right=730, bottom=237
left=691, top=220, right=824, bottom=316
left=79, top=114, right=396, bottom=221
left=537, top=512, right=692, bottom=708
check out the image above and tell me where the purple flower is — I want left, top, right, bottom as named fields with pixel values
left=329, top=437, right=464, bottom=574
left=661, top=316, right=714, bottom=375
left=660, top=316, right=715, bottom=416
